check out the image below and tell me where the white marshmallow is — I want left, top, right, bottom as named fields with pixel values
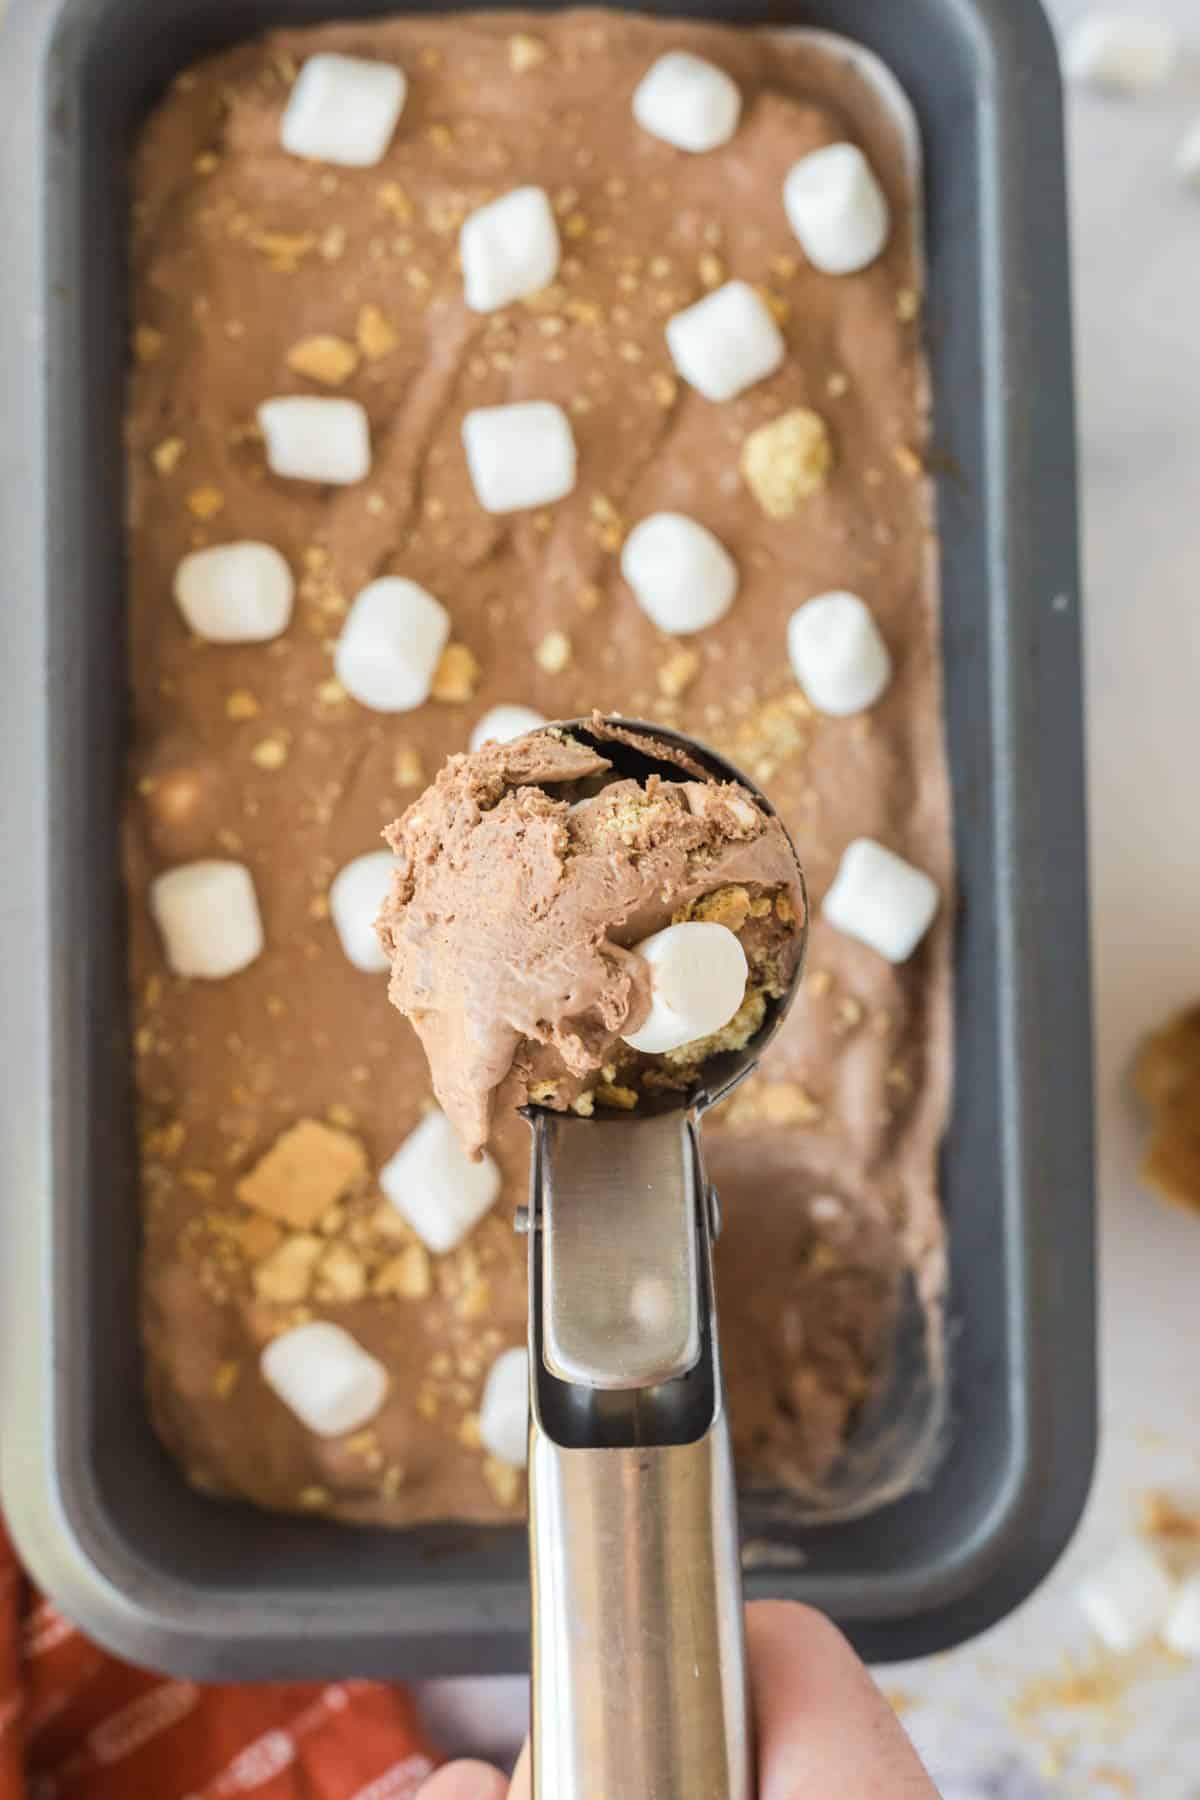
left=261, top=1321, right=388, bottom=1439
left=329, top=851, right=396, bottom=973
left=783, top=143, right=891, bottom=276
left=257, top=397, right=371, bottom=486
left=469, top=704, right=548, bottom=751
left=620, top=512, right=738, bottom=635
left=787, top=591, right=892, bottom=716
left=632, top=52, right=742, bottom=153
left=479, top=1347, right=529, bottom=1469
left=1178, top=118, right=1200, bottom=190
left=462, top=402, right=577, bottom=514
left=173, top=543, right=293, bottom=644
left=622, top=921, right=748, bottom=1056
left=334, top=578, right=450, bottom=713
left=461, top=187, right=561, bottom=313
left=150, top=861, right=263, bottom=980
left=1077, top=1538, right=1175, bottom=1654
left=280, top=54, right=406, bottom=166
left=379, top=1109, right=502, bottom=1254
left=822, top=839, right=938, bottom=964
left=665, top=281, right=785, bottom=403
left=1164, top=1570, right=1200, bottom=1657
left=1064, top=14, right=1177, bottom=93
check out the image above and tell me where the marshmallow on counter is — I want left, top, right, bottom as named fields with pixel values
left=461, top=401, right=577, bottom=514
left=461, top=186, right=561, bottom=313
left=632, top=51, right=742, bottom=153
left=258, top=396, right=371, bottom=486
left=478, top=1346, right=530, bottom=1469
left=787, top=591, right=892, bottom=716
left=173, top=542, right=293, bottom=644
left=621, top=921, right=748, bottom=1056
left=329, top=851, right=397, bottom=973
left=1077, top=1538, right=1175, bottom=1654
left=1063, top=13, right=1177, bottom=93
left=665, top=281, right=785, bottom=403
left=620, top=512, right=738, bottom=635
left=334, top=577, right=450, bottom=712
left=783, top=143, right=891, bottom=276
left=379, top=1109, right=502, bottom=1254
left=822, top=839, right=938, bottom=965
left=1164, top=1570, right=1200, bottom=1658
left=469, top=704, right=548, bottom=751
left=280, top=54, right=407, bottom=166
left=150, top=860, right=263, bottom=980
left=261, top=1321, right=388, bottom=1439
left=1178, top=118, right=1200, bottom=190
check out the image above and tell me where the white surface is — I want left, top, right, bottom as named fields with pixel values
left=1076, top=1536, right=1176, bottom=1652
left=783, top=143, right=891, bottom=274
left=260, top=1321, right=389, bottom=1438
left=173, top=542, right=293, bottom=643
left=280, top=54, right=406, bottom=166
left=461, top=402, right=577, bottom=513
left=328, top=851, right=396, bottom=973
left=620, top=511, right=738, bottom=634
left=620, top=921, right=749, bottom=1055
left=1163, top=1572, right=1200, bottom=1657
left=334, top=577, right=450, bottom=713
left=416, top=6, right=1200, bottom=1787
left=786, top=590, right=892, bottom=715
left=632, top=51, right=742, bottom=152
left=257, top=396, right=371, bottom=485
left=379, top=1111, right=501, bottom=1255
left=478, top=1348, right=530, bottom=1470
left=665, top=281, right=785, bottom=402
left=460, top=187, right=561, bottom=313
left=149, top=861, right=263, bottom=981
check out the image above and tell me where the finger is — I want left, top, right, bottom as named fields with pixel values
left=747, top=1600, right=937, bottom=1798
left=415, top=1760, right=510, bottom=1800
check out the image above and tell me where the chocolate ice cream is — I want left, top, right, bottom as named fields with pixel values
left=378, top=725, right=806, bottom=1153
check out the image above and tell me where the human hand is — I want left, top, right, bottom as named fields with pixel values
left=415, top=1599, right=937, bottom=1797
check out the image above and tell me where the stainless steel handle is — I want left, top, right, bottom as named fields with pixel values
left=529, top=1391, right=752, bottom=1800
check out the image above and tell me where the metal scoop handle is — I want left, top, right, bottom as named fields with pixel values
left=526, top=1109, right=752, bottom=1800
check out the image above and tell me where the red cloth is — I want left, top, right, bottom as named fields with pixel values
left=0, top=1519, right=438, bottom=1800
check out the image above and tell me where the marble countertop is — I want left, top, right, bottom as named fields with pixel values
left=422, top=5, right=1200, bottom=1792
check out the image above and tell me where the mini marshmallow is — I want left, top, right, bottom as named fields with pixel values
left=380, top=1109, right=502, bottom=1254
left=632, top=51, right=742, bottom=153
left=462, top=402, right=577, bottom=514
left=620, top=512, right=738, bottom=635
left=261, top=1321, right=388, bottom=1438
left=1178, top=118, right=1200, bottom=190
left=1077, top=1538, right=1175, bottom=1654
left=461, top=187, right=561, bottom=313
left=1164, top=1570, right=1200, bottom=1658
left=173, top=543, right=293, bottom=644
left=822, top=839, right=938, bottom=964
left=1063, top=13, right=1177, bottom=93
left=329, top=851, right=396, bottom=972
left=258, top=397, right=371, bottom=486
left=334, top=578, right=450, bottom=712
left=783, top=143, right=891, bottom=276
left=665, top=281, right=785, bottom=403
left=622, top=921, right=748, bottom=1056
left=280, top=54, right=407, bottom=166
left=150, top=860, right=263, bottom=980
left=787, top=591, right=892, bottom=715
left=469, top=704, right=548, bottom=751
left=479, top=1347, right=529, bottom=1468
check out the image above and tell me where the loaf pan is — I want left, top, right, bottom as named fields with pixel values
left=0, top=0, right=1093, bottom=1678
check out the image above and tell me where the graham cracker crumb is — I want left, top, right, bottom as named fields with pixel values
left=896, top=287, right=920, bottom=323
left=213, top=1361, right=241, bottom=1400
left=570, top=1090, right=596, bottom=1117
left=658, top=646, right=701, bottom=699
left=187, top=485, right=225, bottom=520
left=431, top=642, right=481, bottom=703
left=741, top=409, right=833, bottom=518
left=651, top=371, right=678, bottom=409
left=151, top=437, right=185, bottom=476
left=356, top=303, right=399, bottom=360
left=134, top=325, right=163, bottom=364
left=252, top=1233, right=324, bottom=1303
left=535, top=630, right=571, bottom=674
left=827, top=372, right=849, bottom=398
left=237, top=1119, right=369, bottom=1230
left=483, top=1455, right=521, bottom=1507
left=315, top=1242, right=367, bottom=1302
left=394, top=746, right=424, bottom=788
left=373, top=1244, right=433, bottom=1300
left=225, top=689, right=260, bottom=721
left=233, top=1215, right=282, bottom=1262
left=251, top=736, right=288, bottom=771
left=509, top=32, right=546, bottom=72
left=893, top=444, right=924, bottom=479
left=596, top=1082, right=638, bottom=1111
left=698, top=251, right=724, bottom=289
left=286, top=334, right=359, bottom=386
left=1140, top=1490, right=1200, bottom=1539
left=376, top=181, right=412, bottom=223
left=458, top=1412, right=483, bottom=1449
left=686, top=885, right=752, bottom=933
